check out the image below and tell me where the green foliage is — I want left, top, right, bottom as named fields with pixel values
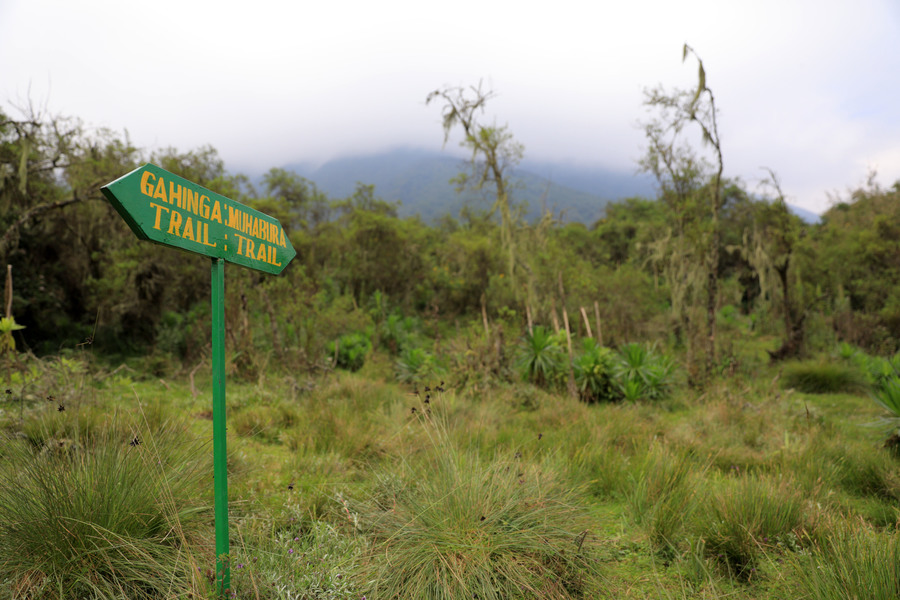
left=445, top=324, right=513, bottom=393
left=379, top=312, right=421, bottom=355
left=353, top=419, right=600, bottom=599
left=394, top=346, right=446, bottom=384
left=780, top=359, right=868, bottom=394
left=154, top=310, right=187, bottom=357
left=789, top=524, right=900, bottom=600
left=0, top=316, right=24, bottom=354
left=0, top=422, right=210, bottom=599
left=871, top=374, right=900, bottom=432
left=625, top=444, right=698, bottom=552
left=810, top=182, right=900, bottom=353
left=229, top=514, right=362, bottom=600
left=515, top=326, right=565, bottom=388
left=695, top=475, right=807, bottom=578
left=614, top=343, right=675, bottom=401
left=327, top=332, right=371, bottom=372
left=572, top=339, right=618, bottom=403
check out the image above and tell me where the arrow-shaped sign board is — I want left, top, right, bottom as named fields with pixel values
left=102, top=162, right=297, bottom=595
left=102, top=163, right=296, bottom=274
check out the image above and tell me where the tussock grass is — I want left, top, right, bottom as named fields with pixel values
left=5, top=355, right=900, bottom=599
left=787, top=432, right=900, bottom=503
left=789, top=521, right=900, bottom=600
left=0, top=419, right=211, bottom=599
left=781, top=360, right=868, bottom=394
left=694, top=474, right=809, bottom=578
left=352, top=411, right=602, bottom=599
left=625, top=443, right=702, bottom=552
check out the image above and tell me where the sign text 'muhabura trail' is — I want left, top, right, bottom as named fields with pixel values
left=102, top=163, right=296, bottom=274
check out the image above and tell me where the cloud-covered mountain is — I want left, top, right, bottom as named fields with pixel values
left=283, top=148, right=655, bottom=224
left=280, top=148, right=820, bottom=224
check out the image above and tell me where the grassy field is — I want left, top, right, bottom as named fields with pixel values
left=0, top=349, right=899, bottom=599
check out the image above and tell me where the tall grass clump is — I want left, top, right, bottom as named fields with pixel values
left=0, top=422, right=211, bottom=599
left=353, top=411, right=601, bottom=599
left=695, top=474, right=807, bottom=577
left=780, top=359, right=867, bottom=394
left=789, top=523, right=900, bottom=600
left=624, top=444, right=699, bottom=552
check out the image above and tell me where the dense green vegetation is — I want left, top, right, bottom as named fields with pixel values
left=3, top=58, right=900, bottom=598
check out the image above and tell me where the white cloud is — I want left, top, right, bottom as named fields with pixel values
left=2, top=0, right=899, bottom=213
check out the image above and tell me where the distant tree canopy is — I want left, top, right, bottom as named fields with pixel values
left=1, top=99, right=897, bottom=372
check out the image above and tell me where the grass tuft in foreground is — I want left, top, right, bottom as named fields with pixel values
left=0, top=418, right=211, bottom=599
left=352, top=408, right=602, bottom=599
left=695, top=474, right=808, bottom=578
left=789, top=521, right=900, bottom=599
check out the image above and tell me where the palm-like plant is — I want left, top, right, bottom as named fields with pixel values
left=515, top=326, right=564, bottom=388
left=573, top=339, right=618, bottom=403
left=869, top=362, right=900, bottom=447
left=614, top=343, right=674, bottom=401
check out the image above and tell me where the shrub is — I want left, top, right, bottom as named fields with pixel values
left=379, top=312, right=422, bottom=355
left=841, top=347, right=900, bottom=442
left=395, top=346, right=446, bottom=384
left=780, top=360, right=867, bottom=394
left=852, top=350, right=900, bottom=390
left=447, top=325, right=514, bottom=393
left=327, top=332, right=372, bottom=372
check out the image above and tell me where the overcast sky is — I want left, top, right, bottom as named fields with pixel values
left=2, top=0, right=899, bottom=214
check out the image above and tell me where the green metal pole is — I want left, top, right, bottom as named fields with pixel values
left=211, top=257, right=230, bottom=595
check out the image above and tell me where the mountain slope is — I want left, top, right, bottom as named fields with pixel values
left=283, top=148, right=653, bottom=224
left=279, top=148, right=820, bottom=225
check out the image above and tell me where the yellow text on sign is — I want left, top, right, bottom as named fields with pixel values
left=139, top=171, right=287, bottom=267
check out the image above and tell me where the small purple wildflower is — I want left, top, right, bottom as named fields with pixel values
left=288, top=548, right=294, bottom=554
left=236, top=563, right=244, bottom=569
left=294, top=536, right=299, bottom=541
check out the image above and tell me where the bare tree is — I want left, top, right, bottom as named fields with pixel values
left=640, top=44, right=724, bottom=378
left=426, top=82, right=524, bottom=285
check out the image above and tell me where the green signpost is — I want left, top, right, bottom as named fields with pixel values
left=102, top=163, right=296, bottom=596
